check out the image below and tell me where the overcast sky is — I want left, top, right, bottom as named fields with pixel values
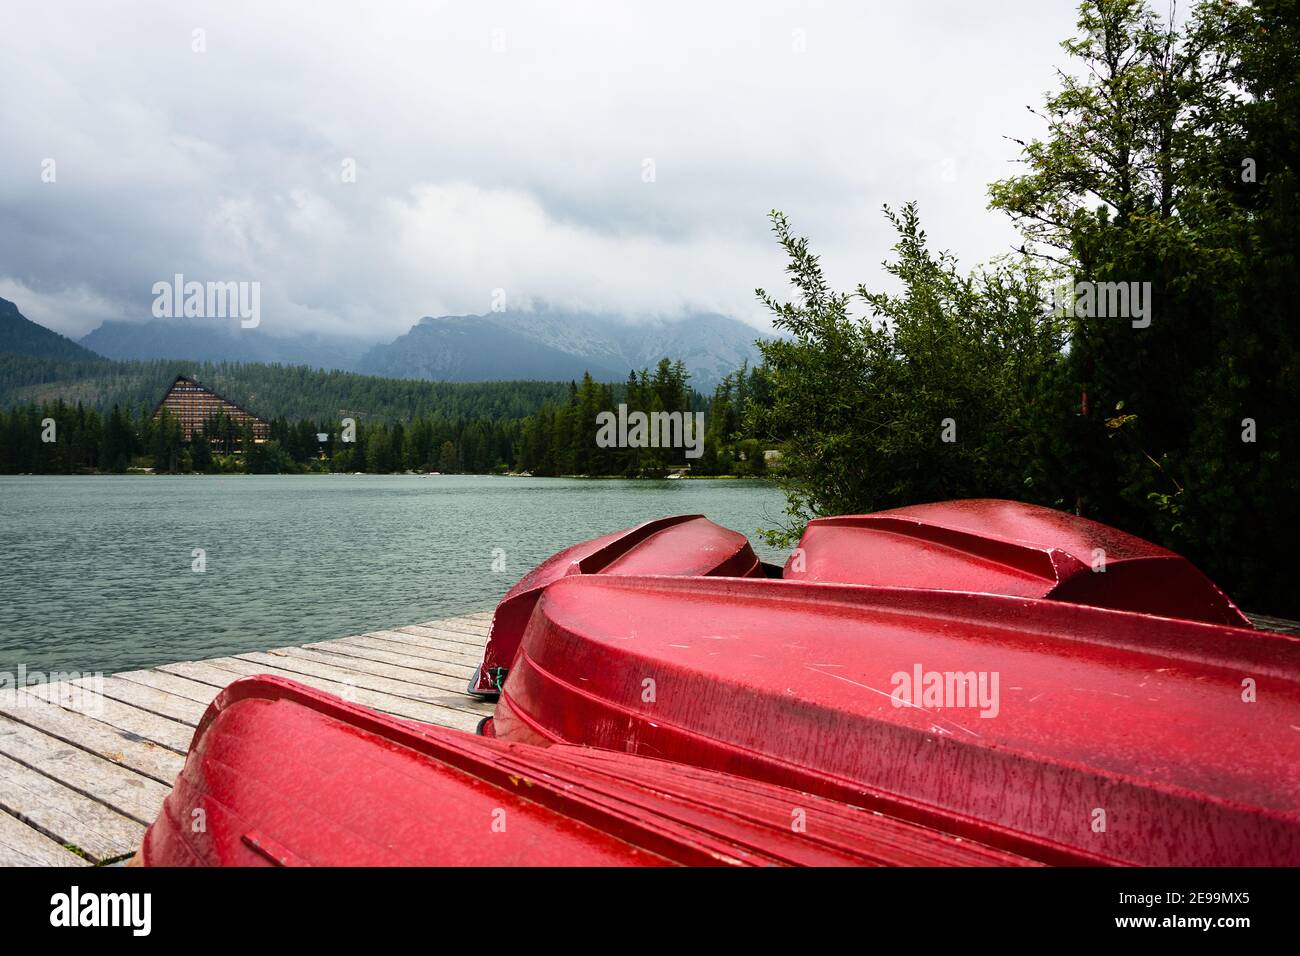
left=0, top=1, right=1083, bottom=341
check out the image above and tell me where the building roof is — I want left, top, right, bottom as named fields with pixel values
left=150, top=374, right=269, bottom=424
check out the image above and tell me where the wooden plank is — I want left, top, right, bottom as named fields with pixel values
left=418, top=612, right=490, bottom=629
left=404, top=621, right=489, bottom=644
left=334, top=632, right=481, bottom=668
left=162, top=648, right=490, bottom=720
left=436, top=616, right=491, bottom=635
left=277, top=646, right=473, bottom=695
left=398, top=623, right=489, bottom=646
left=155, top=654, right=485, bottom=720
left=169, top=655, right=481, bottom=732
left=0, top=752, right=143, bottom=864
left=18, top=681, right=194, bottom=753
left=73, top=676, right=206, bottom=726
left=115, top=668, right=223, bottom=706
left=156, top=659, right=259, bottom=690
left=0, top=717, right=170, bottom=825
left=0, top=809, right=89, bottom=867
left=300, top=640, right=477, bottom=683
left=0, top=690, right=184, bottom=785
left=372, top=628, right=486, bottom=660
left=340, top=633, right=481, bottom=669
left=237, top=651, right=491, bottom=717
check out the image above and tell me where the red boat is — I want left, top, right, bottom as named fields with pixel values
left=135, top=675, right=1031, bottom=866
left=469, top=514, right=763, bottom=697
left=139, top=501, right=1293, bottom=866
left=484, top=574, right=1300, bottom=866
left=784, top=499, right=1250, bottom=627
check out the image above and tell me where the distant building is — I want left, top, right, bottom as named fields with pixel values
left=152, top=375, right=269, bottom=442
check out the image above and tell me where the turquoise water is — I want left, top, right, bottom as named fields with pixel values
left=0, top=475, right=789, bottom=674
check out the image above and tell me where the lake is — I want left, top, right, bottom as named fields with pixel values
left=0, top=475, right=789, bottom=675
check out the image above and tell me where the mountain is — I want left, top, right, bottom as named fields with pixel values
left=2, top=298, right=766, bottom=419
left=0, top=297, right=98, bottom=362
left=354, top=314, right=626, bottom=383
left=358, top=310, right=768, bottom=389
left=80, top=319, right=374, bottom=371
left=71, top=308, right=769, bottom=389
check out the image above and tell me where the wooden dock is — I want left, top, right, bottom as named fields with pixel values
left=0, top=610, right=494, bottom=866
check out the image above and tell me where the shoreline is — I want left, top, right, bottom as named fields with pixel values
left=0, top=471, right=778, bottom=481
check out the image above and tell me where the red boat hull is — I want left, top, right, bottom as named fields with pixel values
left=470, top=514, right=763, bottom=697
left=138, top=675, right=1029, bottom=866
left=785, top=500, right=1251, bottom=627
left=488, top=574, right=1300, bottom=866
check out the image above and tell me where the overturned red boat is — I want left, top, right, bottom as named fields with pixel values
left=784, top=499, right=1250, bottom=627
left=136, top=675, right=1030, bottom=866
left=485, top=574, right=1300, bottom=866
left=469, top=514, right=763, bottom=697
left=139, top=500, right=1292, bottom=867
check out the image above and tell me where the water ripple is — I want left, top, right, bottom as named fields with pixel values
left=0, top=475, right=787, bottom=674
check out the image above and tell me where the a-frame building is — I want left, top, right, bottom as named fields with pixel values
left=152, top=375, right=270, bottom=441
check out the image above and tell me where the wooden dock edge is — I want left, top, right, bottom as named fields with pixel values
left=0, top=610, right=493, bottom=866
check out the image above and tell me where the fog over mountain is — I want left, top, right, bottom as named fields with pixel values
left=356, top=311, right=767, bottom=389
left=74, top=308, right=766, bottom=389
left=0, top=3, right=1078, bottom=346
left=80, top=319, right=375, bottom=372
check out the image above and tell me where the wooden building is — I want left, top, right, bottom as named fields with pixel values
left=152, top=375, right=269, bottom=442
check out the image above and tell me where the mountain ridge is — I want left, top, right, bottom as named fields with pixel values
left=356, top=309, right=768, bottom=389
left=80, top=319, right=374, bottom=371
left=0, top=297, right=99, bottom=362
left=44, top=306, right=766, bottom=391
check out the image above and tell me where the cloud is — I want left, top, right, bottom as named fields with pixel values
left=0, top=1, right=1079, bottom=341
